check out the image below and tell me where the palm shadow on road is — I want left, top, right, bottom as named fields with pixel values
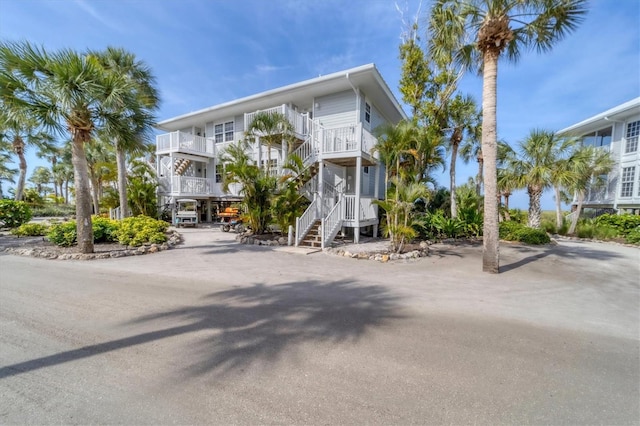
left=500, top=240, right=625, bottom=273
left=0, top=279, right=402, bottom=380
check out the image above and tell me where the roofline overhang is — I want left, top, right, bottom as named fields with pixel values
left=557, top=97, right=640, bottom=135
left=157, top=64, right=407, bottom=131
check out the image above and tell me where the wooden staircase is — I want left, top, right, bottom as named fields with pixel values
left=298, top=220, right=322, bottom=248
left=174, top=158, right=191, bottom=175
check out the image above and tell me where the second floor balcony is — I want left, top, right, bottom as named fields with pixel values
left=156, top=131, right=216, bottom=157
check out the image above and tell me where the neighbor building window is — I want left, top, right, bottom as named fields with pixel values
left=620, top=166, right=635, bottom=197
left=625, top=120, right=639, bottom=153
left=214, top=121, right=234, bottom=143
left=365, top=102, right=371, bottom=123
left=581, top=126, right=612, bottom=148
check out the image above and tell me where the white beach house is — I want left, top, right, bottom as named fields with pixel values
left=558, top=97, right=640, bottom=214
left=155, top=64, right=407, bottom=247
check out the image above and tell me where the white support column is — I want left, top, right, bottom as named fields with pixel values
left=256, top=136, right=262, bottom=169
left=355, top=156, right=362, bottom=244
left=373, top=164, right=380, bottom=238
left=206, top=199, right=212, bottom=222
left=318, top=160, right=324, bottom=219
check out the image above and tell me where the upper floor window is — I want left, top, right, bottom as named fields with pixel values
left=364, top=103, right=371, bottom=124
left=581, top=126, right=612, bottom=148
left=620, top=166, right=636, bottom=197
left=214, top=121, right=234, bottom=143
left=625, top=120, right=639, bottom=153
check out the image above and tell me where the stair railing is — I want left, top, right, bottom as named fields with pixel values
left=321, top=195, right=344, bottom=249
left=295, top=198, right=318, bottom=246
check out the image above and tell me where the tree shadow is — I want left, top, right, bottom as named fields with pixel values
left=0, top=279, right=402, bottom=380
left=500, top=241, right=625, bottom=273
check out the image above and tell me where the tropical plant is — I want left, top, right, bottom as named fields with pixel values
left=91, top=47, right=159, bottom=219
left=272, top=154, right=310, bottom=233
left=221, top=140, right=276, bottom=234
left=0, top=199, right=32, bottom=228
left=429, top=0, right=588, bottom=272
left=503, top=130, right=578, bottom=229
left=374, top=178, right=429, bottom=253
left=245, top=111, right=294, bottom=174
left=127, top=159, right=158, bottom=217
left=10, top=222, right=49, bottom=236
left=0, top=41, right=151, bottom=253
left=28, top=166, right=53, bottom=196
left=566, top=145, right=615, bottom=234
left=0, top=141, right=17, bottom=198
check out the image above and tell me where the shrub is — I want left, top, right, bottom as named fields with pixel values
left=499, top=221, right=550, bottom=245
left=625, top=227, right=640, bottom=245
left=594, top=214, right=640, bottom=233
left=11, top=222, right=49, bottom=237
left=47, top=221, right=78, bottom=247
left=92, top=216, right=119, bottom=243
left=31, top=204, right=75, bottom=217
left=115, top=216, right=168, bottom=247
left=0, top=200, right=33, bottom=228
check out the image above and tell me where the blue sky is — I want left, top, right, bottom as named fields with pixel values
left=1, top=0, right=639, bottom=210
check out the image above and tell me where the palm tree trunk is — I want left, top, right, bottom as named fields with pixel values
left=527, top=186, right=543, bottom=229
left=554, top=186, right=563, bottom=230
left=71, top=134, right=94, bottom=254
left=504, top=193, right=511, bottom=221
left=90, top=175, right=100, bottom=215
left=476, top=156, right=483, bottom=197
left=116, top=147, right=129, bottom=218
left=481, top=51, right=500, bottom=273
left=568, top=191, right=584, bottom=235
left=13, top=137, right=26, bottom=201
left=450, top=141, right=458, bottom=218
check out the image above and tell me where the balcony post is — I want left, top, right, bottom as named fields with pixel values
left=354, top=155, right=362, bottom=243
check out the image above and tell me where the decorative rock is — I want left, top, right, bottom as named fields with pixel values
left=148, top=246, right=159, bottom=253
left=381, top=254, right=389, bottom=263
left=390, top=253, right=399, bottom=261
left=278, top=237, right=287, bottom=245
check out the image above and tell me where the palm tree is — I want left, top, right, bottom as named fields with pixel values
left=0, top=110, right=55, bottom=201
left=459, top=128, right=484, bottom=197
left=496, top=141, right=519, bottom=221
left=566, top=146, right=615, bottom=235
left=429, top=0, right=588, bottom=272
left=245, top=111, right=294, bottom=174
left=91, top=47, right=159, bottom=218
left=507, top=129, right=577, bottom=229
left=445, top=94, right=480, bottom=217
left=0, top=140, right=17, bottom=198
left=0, top=41, right=145, bottom=253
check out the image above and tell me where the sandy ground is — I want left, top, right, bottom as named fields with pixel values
left=0, top=227, right=638, bottom=424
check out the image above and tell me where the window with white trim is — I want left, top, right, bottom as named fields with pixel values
left=214, top=120, right=235, bottom=143
left=625, top=120, right=639, bottom=153
left=620, top=166, right=635, bottom=197
left=364, top=102, right=371, bottom=124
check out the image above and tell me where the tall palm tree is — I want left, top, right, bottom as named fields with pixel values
left=507, top=129, right=577, bottom=229
left=429, top=0, right=588, bottom=272
left=459, top=127, right=483, bottom=197
left=245, top=111, right=294, bottom=174
left=0, top=41, right=144, bottom=253
left=0, top=140, right=17, bottom=198
left=496, top=140, right=519, bottom=221
left=91, top=47, right=159, bottom=218
left=0, top=110, right=55, bottom=201
left=445, top=94, right=480, bottom=217
left=566, top=145, right=615, bottom=235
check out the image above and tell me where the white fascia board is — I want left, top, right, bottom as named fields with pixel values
left=557, top=97, right=640, bottom=135
left=157, top=64, right=407, bottom=130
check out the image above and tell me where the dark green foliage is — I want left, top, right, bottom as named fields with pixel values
left=47, top=221, right=77, bottom=246
left=0, top=199, right=32, bottom=228
left=499, top=221, right=550, bottom=245
left=10, top=222, right=49, bottom=236
left=594, top=214, right=640, bottom=234
left=508, top=209, right=527, bottom=224
left=92, top=216, right=119, bottom=243
left=115, top=216, right=168, bottom=246
left=31, top=204, right=75, bottom=217
left=625, top=227, right=640, bottom=245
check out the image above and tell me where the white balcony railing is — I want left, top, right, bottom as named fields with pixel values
left=159, top=176, right=214, bottom=195
left=156, top=131, right=215, bottom=156
left=321, top=196, right=344, bottom=249
left=295, top=199, right=318, bottom=246
left=244, top=104, right=308, bottom=136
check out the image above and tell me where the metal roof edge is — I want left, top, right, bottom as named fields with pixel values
left=557, top=97, right=640, bottom=135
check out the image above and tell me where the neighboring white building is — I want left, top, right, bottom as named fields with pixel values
left=558, top=97, right=640, bottom=214
left=155, top=64, right=406, bottom=246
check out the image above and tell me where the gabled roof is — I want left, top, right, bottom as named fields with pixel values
left=557, top=97, right=640, bottom=135
left=157, top=64, right=407, bottom=131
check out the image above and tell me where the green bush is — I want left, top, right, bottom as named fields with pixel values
left=499, top=221, right=550, bottom=245
left=594, top=214, right=640, bottom=233
left=47, top=221, right=78, bottom=247
left=10, top=222, right=49, bottom=236
left=625, top=227, right=640, bottom=245
left=92, top=216, right=119, bottom=243
left=31, top=204, right=75, bottom=217
left=115, top=216, right=168, bottom=247
left=0, top=200, right=33, bottom=228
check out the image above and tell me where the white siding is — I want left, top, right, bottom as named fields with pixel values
left=315, top=90, right=357, bottom=129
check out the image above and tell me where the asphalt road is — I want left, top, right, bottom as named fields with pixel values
left=1, top=229, right=639, bottom=424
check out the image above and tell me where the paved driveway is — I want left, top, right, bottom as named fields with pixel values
left=1, top=228, right=638, bottom=424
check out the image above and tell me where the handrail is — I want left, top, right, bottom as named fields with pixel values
left=156, top=131, right=215, bottom=155
left=321, top=196, right=344, bottom=249
left=295, top=199, right=318, bottom=246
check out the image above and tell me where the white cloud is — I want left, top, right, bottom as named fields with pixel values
left=73, top=0, right=125, bottom=33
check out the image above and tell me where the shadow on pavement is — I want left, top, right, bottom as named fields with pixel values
left=0, top=279, right=402, bottom=380
left=500, top=241, right=625, bottom=273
